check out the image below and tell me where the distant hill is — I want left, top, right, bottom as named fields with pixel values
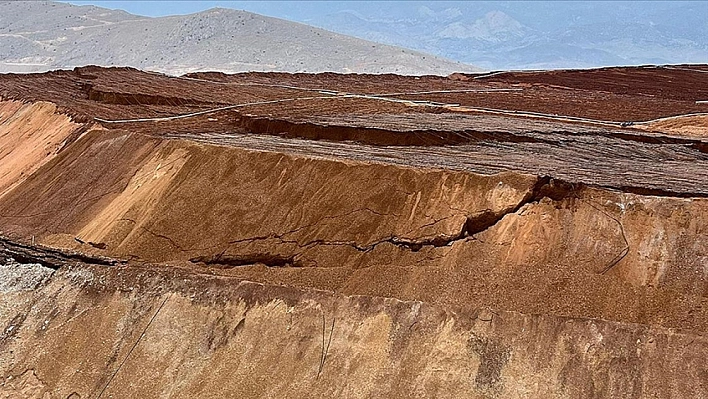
left=251, top=1, right=708, bottom=70
left=0, top=1, right=479, bottom=75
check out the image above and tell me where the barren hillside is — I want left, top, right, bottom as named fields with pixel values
left=0, top=1, right=478, bottom=75
left=1, top=65, right=708, bottom=397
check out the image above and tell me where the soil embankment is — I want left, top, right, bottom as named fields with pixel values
left=0, top=99, right=81, bottom=199
left=1, top=66, right=708, bottom=397
left=1, top=259, right=706, bottom=399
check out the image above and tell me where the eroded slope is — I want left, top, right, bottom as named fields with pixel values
left=0, top=99, right=82, bottom=198
left=1, top=66, right=708, bottom=398
left=1, top=123, right=707, bottom=333
left=1, top=257, right=706, bottom=399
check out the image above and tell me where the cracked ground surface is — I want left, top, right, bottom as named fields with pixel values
left=1, top=66, right=708, bottom=398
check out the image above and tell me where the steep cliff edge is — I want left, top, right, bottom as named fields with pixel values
left=1, top=66, right=708, bottom=397
left=1, top=122, right=707, bottom=333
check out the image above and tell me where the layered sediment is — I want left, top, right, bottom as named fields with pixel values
left=1, top=65, right=708, bottom=397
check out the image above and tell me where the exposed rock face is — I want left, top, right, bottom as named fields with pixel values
left=0, top=65, right=707, bottom=397
left=0, top=260, right=53, bottom=293
left=1, top=262, right=707, bottom=399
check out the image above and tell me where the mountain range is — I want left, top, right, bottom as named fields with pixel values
left=0, top=1, right=478, bottom=75
left=241, top=1, right=708, bottom=70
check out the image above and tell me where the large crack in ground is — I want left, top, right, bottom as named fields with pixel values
left=0, top=173, right=602, bottom=272
left=190, top=253, right=299, bottom=268
left=372, top=176, right=579, bottom=252
left=0, top=175, right=631, bottom=276
left=0, top=236, right=124, bottom=269
left=188, top=176, right=581, bottom=268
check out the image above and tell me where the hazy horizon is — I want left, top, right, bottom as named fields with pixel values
left=60, top=1, right=708, bottom=70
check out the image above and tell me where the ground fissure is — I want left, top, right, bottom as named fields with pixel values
left=2, top=66, right=708, bottom=397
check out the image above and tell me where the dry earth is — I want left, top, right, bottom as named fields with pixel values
left=1, top=65, right=708, bottom=398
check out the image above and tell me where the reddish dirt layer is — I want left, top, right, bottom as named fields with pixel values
left=0, top=67, right=322, bottom=121
left=184, top=70, right=497, bottom=94
left=1, top=122, right=707, bottom=334
left=188, top=66, right=708, bottom=121
left=0, top=72, right=706, bottom=312
left=187, top=71, right=707, bottom=122
left=1, top=65, right=707, bottom=125
left=481, top=65, right=708, bottom=102
left=2, top=66, right=708, bottom=397
left=390, top=86, right=706, bottom=122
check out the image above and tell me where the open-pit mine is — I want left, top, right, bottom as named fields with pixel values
left=1, top=65, right=708, bottom=398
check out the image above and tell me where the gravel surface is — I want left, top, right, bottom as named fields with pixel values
left=0, top=259, right=54, bottom=293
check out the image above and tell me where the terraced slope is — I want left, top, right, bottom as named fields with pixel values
left=1, top=65, right=708, bottom=398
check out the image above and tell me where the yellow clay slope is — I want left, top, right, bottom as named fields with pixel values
left=0, top=100, right=81, bottom=199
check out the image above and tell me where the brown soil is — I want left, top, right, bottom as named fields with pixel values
left=0, top=100, right=81, bottom=199
left=639, top=114, right=708, bottom=137
left=2, top=260, right=707, bottom=399
left=1, top=65, right=708, bottom=397
left=2, top=65, right=708, bottom=124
